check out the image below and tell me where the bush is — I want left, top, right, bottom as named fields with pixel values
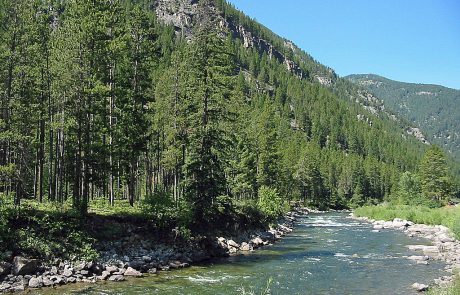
left=141, top=189, right=175, bottom=228
left=257, top=186, right=285, bottom=220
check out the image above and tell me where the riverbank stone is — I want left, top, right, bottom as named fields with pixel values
left=12, top=257, right=39, bottom=276
left=28, top=276, right=43, bottom=288
left=411, top=283, right=428, bottom=292
left=108, top=274, right=125, bottom=282
left=124, top=267, right=142, bottom=277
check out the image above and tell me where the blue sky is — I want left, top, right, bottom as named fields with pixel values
left=227, top=0, right=460, bottom=89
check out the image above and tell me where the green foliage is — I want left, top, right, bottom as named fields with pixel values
left=396, top=171, right=424, bottom=205
left=3, top=208, right=99, bottom=261
left=141, top=189, right=175, bottom=227
left=257, top=186, right=285, bottom=220
left=420, top=145, right=453, bottom=205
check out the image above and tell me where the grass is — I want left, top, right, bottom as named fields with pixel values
left=427, top=275, right=460, bottom=295
left=354, top=203, right=460, bottom=239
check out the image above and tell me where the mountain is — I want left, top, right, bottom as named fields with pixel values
left=345, top=74, right=460, bottom=161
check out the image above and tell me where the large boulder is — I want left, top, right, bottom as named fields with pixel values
left=227, top=239, right=239, bottom=249
left=240, top=242, right=252, bottom=251
left=62, top=268, right=73, bottom=277
left=97, top=270, right=111, bottom=281
left=105, top=265, right=118, bottom=274
left=412, top=283, right=428, bottom=292
left=42, top=276, right=54, bottom=287
left=124, top=267, right=142, bottom=277
left=28, top=276, right=43, bottom=288
left=13, top=257, right=39, bottom=275
left=250, top=237, right=264, bottom=248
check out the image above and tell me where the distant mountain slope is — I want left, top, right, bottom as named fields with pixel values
left=346, top=74, right=460, bottom=161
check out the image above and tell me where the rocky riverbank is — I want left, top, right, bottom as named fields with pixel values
left=0, top=208, right=307, bottom=293
left=351, top=214, right=458, bottom=292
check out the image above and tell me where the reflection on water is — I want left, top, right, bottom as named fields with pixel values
left=32, top=213, right=447, bottom=295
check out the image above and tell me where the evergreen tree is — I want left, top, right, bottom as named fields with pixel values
left=419, top=145, right=452, bottom=205
left=182, top=3, right=237, bottom=227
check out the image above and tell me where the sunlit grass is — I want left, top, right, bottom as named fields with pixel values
left=355, top=204, right=460, bottom=239
left=427, top=275, right=460, bottom=295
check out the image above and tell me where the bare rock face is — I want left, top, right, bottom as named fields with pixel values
left=153, top=0, right=307, bottom=79
left=13, top=257, right=39, bottom=276
left=154, top=0, right=199, bottom=37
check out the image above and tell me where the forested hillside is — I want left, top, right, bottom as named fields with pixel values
left=0, top=0, right=444, bottom=230
left=346, top=74, right=460, bottom=163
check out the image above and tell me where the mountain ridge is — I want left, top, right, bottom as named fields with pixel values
left=345, top=73, right=460, bottom=163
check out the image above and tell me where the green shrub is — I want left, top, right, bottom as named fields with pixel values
left=141, top=189, right=175, bottom=228
left=257, top=186, right=285, bottom=220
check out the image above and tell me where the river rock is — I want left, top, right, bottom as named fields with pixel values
left=142, top=255, right=152, bottom=263
left=74, top=262, right=86, bottom=271
left=108, top=274, right=125, bottom=282
left=62, top=268, right=73, bottom=277
left=0, top=283, right=11, bottom=292
left=411, top=283, right=428, bottom=292
left=97, top=270, right=111, bottom=281
left=407, top=255, right=429, bottom=261
left=227, top=239, right=239, bottom=249
left=148, top=268, right=158, bottom=274
left=28, top=276, right=43, bottom=288
left=50, top=266, right=58, bottom=275
left=13, top=257, right=39, bottom=275
left=217, top=237, right=227, bottom=248
left=240, top=242, right=251, bottom=251
left=42, top=276, right=54, bottom=287
left=80, top=269, right=89, bottom=276
left=11, top=283, right=25, bottom=292
left=124, top=267, right=142, bottom=277
left=250, top=237, right=264, bottom=247
left=438, top=234, right=455, bottom=243
left=105, top=265, right=118, bottom=274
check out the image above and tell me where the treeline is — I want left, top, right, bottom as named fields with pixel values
left=395, top=145, right=454, bottom=207
left=0, top=0, right=437, bottom=228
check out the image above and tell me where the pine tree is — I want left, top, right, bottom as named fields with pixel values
left=419, top=145, right=452, bottom=205
left=182, top=2, right=237, bottom=227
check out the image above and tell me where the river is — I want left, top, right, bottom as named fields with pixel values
left=33, top=213, right=447, bottom=295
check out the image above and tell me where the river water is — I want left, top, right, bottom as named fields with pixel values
left=35, top=213, right=447, bottom=295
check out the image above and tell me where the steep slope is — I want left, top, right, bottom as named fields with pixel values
left=346, top=74, right=460, bottom=161
left=153, top=0, right=426, bottom=143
